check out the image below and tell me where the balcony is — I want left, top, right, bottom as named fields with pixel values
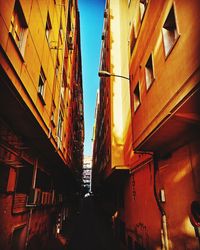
left=135, top=86, right=200, bottom=156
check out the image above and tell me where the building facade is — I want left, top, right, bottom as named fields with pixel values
left=0, top=0, right=84, bottom=249
left=82, top=156, right=92, bottom=194
left=92, top=0, right=200, bottom=249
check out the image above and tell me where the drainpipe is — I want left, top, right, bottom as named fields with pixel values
left=25, top=158, right=38, bottom=249
left=153, top=155, right=169, bottom=250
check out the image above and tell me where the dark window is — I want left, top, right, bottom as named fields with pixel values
left=55, top=58, right=60, bottom=78
left=38, top=67, right=46, bottom=104
left=133, top=83, right=141, bottom=112
left=140, top=0, right=148, bottom=21
left=36, top=169, right=51, bottom=192
left=0, top=165, right=10, bottom=192
left=145, top=54, right=155, bottom=89
left=162, top=5, right=179, bottom=57
left=51, top=102, right=56, bottom=127
left=46, top=12, right=52, bottom=42
left=57, top=112, right=63, bottom=140
left=130, top=24, right=137, bottom=54
left=59, top=24, right=64, bottom=45
left=16, top=165, right=33, bottom=194
left=67, top=4, right=72, bottom=33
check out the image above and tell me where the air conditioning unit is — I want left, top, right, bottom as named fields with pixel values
left=27, top=188, right=41, bottom=206
left=67, top=35, right=74, bottom=50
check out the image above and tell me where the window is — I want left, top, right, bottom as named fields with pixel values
left=67, top=35, right=73, bottom=50
left=36, top=169, right=51, bottom=192
left=16, top=165, right=33, bottom=195
left=38, top=67, right=46, bottom=104
left=140, top=0, right=148, bottom=21
left=162, top=5, right=179, bottom=57
left=145, top=54, right=155, bottom=89
left=61, top=84, right=65, bottom=100
left=45, top=12, right=52, bottom=42
left=57, top=112, right=63, bottom=140
left=67, top=6, right=72, bottom=33
left=133, top=82, right=141, bottom=111
left=55, top=58, right=60, bottom=78
left=0, top=165, right=10, bottom=192
left=59, top=24, right=64, bottom=45
left=9, top=0, right=28, bottom=56
left=130, top=24, right=137, bottom=54
left=51, top=102, right=56, bottom=127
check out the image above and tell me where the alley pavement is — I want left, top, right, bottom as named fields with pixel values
left=66, top=196, right=121, bottom=250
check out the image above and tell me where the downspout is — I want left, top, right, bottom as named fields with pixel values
left=153, top=155, right=169, bottom=250
left=25, top=158, right=38, bottom=249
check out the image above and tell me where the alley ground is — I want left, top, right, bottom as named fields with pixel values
left=64, top=196, right=121, bottom=250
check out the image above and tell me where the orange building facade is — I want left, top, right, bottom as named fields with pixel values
left=0, top=0, right=84, bottom=249
left=92, top=0, right=200, bottom=249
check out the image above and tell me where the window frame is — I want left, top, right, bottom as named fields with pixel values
left=130, top=23, right=137, bottom=55
left=38, top=67, right=46, bottom=105
left=57, top=111, right=64, bottom=141
left=145, top=53, right=155, bottom=90
left=0, top=164, right=10, bottom=193
left=55, top=57, right=60, bottom=78
left=51, top=101, right=56, bottom=127
left=162, top=3, right=180, bottom=58
left=139, top=0, right=148, bottom=22
left=15, top=165, right=33, bottom=195
left=9, top=0, right=28, bottom=58
left=45, top=12, right=52, bottom=43
left=133, top=82, right=141, bottom=112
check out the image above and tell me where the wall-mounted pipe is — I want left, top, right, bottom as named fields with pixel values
left=153, top=155, right=169, bottom=250
left=25, top=158, right=38, bottom=248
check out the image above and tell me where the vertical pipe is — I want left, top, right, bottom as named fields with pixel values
left=161, top=229, right=165, bottom=249
left=25, top=158, right=38, bottom=249
left=32, top=158, right=38, bottom=189
left=153, top=155, right=169, bottom=250
left=162, top=214, right=169, bottom=250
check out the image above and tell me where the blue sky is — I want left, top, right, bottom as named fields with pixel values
left=78, top=0, right=105, bottom=156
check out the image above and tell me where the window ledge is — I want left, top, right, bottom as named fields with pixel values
left=164, top=34, right=181, bottom=60
left=134, top=103, right=141, bottom=113
left=146, top=78, right=155, bottom=92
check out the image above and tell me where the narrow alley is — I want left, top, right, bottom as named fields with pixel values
left=25, top=195, right=120, bottom=250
